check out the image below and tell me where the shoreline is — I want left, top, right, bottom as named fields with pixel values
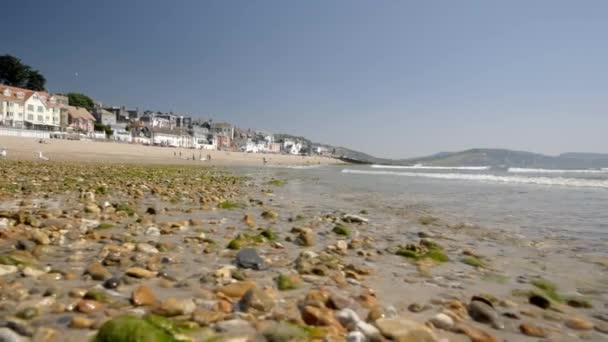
left=0, top=136, right=343, bottom=166
left=0, top=160, right=605, bottom=341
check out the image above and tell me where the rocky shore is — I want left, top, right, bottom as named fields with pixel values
left=0, top=160, right=606, bottom=341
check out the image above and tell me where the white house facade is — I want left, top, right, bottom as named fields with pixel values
left=0, top=85, right=61, bottom=130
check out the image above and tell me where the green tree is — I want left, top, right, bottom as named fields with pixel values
left=67, top=93, right=95, bottom=111
left=0, top=55, right=47, bottom=91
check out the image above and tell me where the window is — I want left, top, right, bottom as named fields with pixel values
left=37, top=106, right=43, bottom=113
left=37, top=115, right=43, bottom=122
left=28, top=104, right=34, bottom=111
left=17, top=92, right=24, bottom=99
left=27, top=114, right=33, bottom=121
left=8, top=102, right=13, bottom=107
left=2, top=89, right=10, bottom=96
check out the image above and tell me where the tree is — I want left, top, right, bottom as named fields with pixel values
left=67, top=93, right=95, bottom=111
left=25, top=70, right=46, bottom=91
left=0, top=55, right=47, bottom=91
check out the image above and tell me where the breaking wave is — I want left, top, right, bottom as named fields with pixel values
left=341, top=169, right=608, bottom=189
left=508, top=167, right=608, bottom=174
left=371, top=164, right=489, bottom=171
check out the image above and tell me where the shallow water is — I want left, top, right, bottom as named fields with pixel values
left=238, top=164, right=608, bottom=250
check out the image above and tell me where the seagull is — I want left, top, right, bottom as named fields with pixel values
left=0, top=148, right=6, bottom=158
left=37, top=151, right=49, bottom=161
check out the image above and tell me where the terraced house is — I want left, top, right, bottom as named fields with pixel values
left=0, top=84, right=61, bottom=130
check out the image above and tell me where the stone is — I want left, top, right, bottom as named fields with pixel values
left=296, top=228, right=315, bottom=246
left=84, top=203, right=101, bottom=214
left=131, top=286, right=156, bottom=306
left=452, top=323, right=497, bottom=342
left=31, top=230, right=50, bottom=245
left=595, top=322, right=608, bottom=334
left=76, top=300, right=104, bottom=313
left=70, top=316, right=94, bottom=329
left=337, top=308, right=361, bottom=330
left=243, top=214, right=256, bottom=227
left=342, top=214, right=368, bottom=223
left=215, top=319, right=255, bottom=335
left=21, top=266, right=46, bottom=278
left=347, top=331, right=366, bottom=342
left=301, top=305, right=342, bottom=328
left=0, top=264, right=18, bottom=276
left=375, top=317, right=438, bottom=342
left=157, top=297, right=196, bottom=316
left=192, top=309, right=225, bottom=326
left=336, top=240, right=349, bottom=253
left=136, top=243, right=159, bottom=254
left=408, top=303, right=431, bottom=313
left=0, top=327, right=27, bottom=342
left=528, top=294, right=550, bottom=309
left=126, top=267, right=157, bottom=279
left=356, top=320, right=382, bottom=340
left=218, top=281, right=257, bottom=298
left=236, top=248, right=267, bottom=270
left=16, top=307, right=39, bottom=320
left=32, top=327, right=60, bottom=342
left=261, top=210, right=278, bottom=220
left=145, top=226, right=161, bottom=237
left=0, top=218, right=10, bottom=230
left=277, top=273, right=302, bottom=291
left=327, top=293, right=352, bottom=310
left=103, top=277, right=120, bottom=289
left=260, top=322, right=310, bottom=341
left=565, top=317, right=594, bottom=330
left=95, top=315, right=176, bottom=341
left=429, top=313, right=454, bottom=330
left=86, top=262, right=112, bottom=281
left=468, top=299, right=503, bottom=329
left=519, top=323, right=546, bottom=337
left=238, top=288, right=274, bottom=312
left=215, top=265, right=236, bottom=281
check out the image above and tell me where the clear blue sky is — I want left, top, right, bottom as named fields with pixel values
left=5, top=0, right=607, bottom=158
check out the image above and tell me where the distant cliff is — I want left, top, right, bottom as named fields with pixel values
left=364, top=148, right=608, bottom=169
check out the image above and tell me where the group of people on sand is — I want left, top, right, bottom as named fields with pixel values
left=173, top=150, right=212, bottom=162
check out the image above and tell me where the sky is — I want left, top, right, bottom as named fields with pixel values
left=4, top=0, right=608, bottom=158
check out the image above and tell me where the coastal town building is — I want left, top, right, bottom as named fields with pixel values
left=64, top=105, right=95, bottom=133
left=151, top=127, right=193, bottom=148
left=0, top=85, right=61, bottom=130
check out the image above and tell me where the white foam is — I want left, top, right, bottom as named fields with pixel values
left=508, top=167, right=608, bottom=174
left=342, top=169, right=608, bottom=189
left=371, top=164, right=489, bottom=171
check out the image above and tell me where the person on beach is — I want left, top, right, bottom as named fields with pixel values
left=263, top=157, right=267, bottom=165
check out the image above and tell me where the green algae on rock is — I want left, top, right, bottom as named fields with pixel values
left=95, top=315, right=178, bottom=342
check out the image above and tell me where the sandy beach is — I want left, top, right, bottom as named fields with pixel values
left=0, top=136, right=341, bottom=166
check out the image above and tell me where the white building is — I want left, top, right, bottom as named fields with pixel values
left=283, top=139, right=302, bottom=155
left=0, top=85, right=61, bottom=130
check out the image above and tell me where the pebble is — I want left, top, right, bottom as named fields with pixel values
left=596, top=322, right=608, bottom=334
left=103, top=277, right=121, bottom=289
left=22, top=266, right=45, bottom=278
left=565, top=317, right=594, bottom=330
left=408, top=302, right=431, bottom=313
left=346, top=331, right=366, bottom=342
left=452, top=323, right=497, bottom=342
left=157, top=297, right=196, bottom=316
left=238, top=288, right=274, bottom=312
left=126, top=267, right=157, bottom=279
left=70, top=316, right=94, bottom=329
left=468, top=299, right=503, bottom=329
left=131, top=285, right=156, bottom=306
left=375, top=317, right=438, bottom=342
left=76, top=300, right=104, bottom=313
left=0, top=265, right=18, bottom=276
left=31, top=230, right=50, bottom=245
left=86, top=263, right=112, bottom=281
left=136, top=243, right=159, bottom=254
left=235, top=248, right=267, bottom=270
left=218, top=281, right=257, bottom=298
left=519, top=323, right=547, bottom=337
left=429, top=313, right=454, bottom=330
left=0, top=327, right=27, bottom=342
left=529, top=294, right=550, bottom=309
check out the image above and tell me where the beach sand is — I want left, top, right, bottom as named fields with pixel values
left=0, top=136, right=341, bottom=166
